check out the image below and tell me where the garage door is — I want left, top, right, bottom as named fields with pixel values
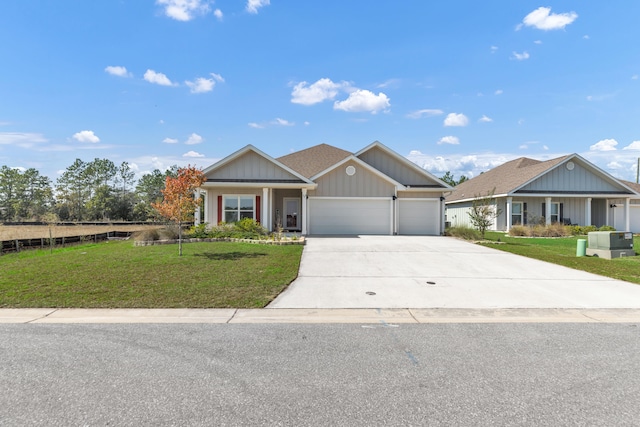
left=308, top=198, right=392, bottom=235
left=398, top=199, right=440, bottom=235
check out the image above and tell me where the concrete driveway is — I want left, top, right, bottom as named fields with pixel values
left=268, top=236, right=640, bottom=309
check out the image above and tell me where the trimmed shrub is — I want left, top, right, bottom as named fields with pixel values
left=188, top=223, right=210, bottom=238
left=599, top=225, right=616, bottom=231
left=133, top=228, right=160, bottom=242
left=509, top=225, right=529, bottom=236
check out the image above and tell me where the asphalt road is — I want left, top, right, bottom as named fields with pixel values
left=2, top=323, right=640, bottom=426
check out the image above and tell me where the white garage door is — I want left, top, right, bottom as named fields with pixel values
left=615, top=205, right=640, bottom=233
left=308, top=198, right=392, bottom=235
left=398, top=199, right=440, bottom=235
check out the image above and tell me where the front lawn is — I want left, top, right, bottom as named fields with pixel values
left=482, top=232, right=640, bottom=285
left=0, top=240, right=303, bottom=308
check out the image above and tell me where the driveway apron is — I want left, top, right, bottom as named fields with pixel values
left=268, top=236, right=640, bottom=309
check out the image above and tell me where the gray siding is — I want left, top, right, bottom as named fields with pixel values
left=398, top=191, right=440, bottom=199
left=310, top=160, right=395, bottom=197
left=207, top=151, right=300, bottom=181
left=518, top=162, right=621, bottom=193
left=358, top=147, right=440, bottom=186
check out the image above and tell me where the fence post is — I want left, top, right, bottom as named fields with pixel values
left=15, top=240, right=20, bottom=253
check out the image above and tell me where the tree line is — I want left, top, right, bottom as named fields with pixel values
left=0, top=159, right=179, bottom=222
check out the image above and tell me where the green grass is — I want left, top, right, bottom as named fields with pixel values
left=0, top=241, right=303, bottom=308
left=482, top=232, right=640, bottom=285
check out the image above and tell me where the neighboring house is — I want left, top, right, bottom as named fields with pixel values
left=445, top=154, right=640, bottom=233
left=197, top=141, right=452, bottom=235
left=613, top=180, right=640, bottom=233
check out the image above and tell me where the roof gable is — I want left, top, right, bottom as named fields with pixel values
left=311, top=154, right=405, bottom=188
left=202, top=145, right=313, bottom=183
left=356, top=141, right=451, bottom=189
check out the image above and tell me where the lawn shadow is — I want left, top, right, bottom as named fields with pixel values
left=194, top=251, right=267, bottom=261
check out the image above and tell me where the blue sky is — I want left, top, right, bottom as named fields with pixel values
left=1, top=1, right=640, bottom=183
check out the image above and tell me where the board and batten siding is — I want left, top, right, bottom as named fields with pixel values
left=206, top=151, right=300, bottom=181
left=310, top=160, right=395, bottom=197
left=398, top=192, right=440, bottom=199
left=358, top=147, right=438, bottom=186
left=518, top=162, right=620, bottom=193
left=446, top=202, right=474, bottom=228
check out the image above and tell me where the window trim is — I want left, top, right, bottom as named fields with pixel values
left=222, top=194, right=256, bottom=223
left=511, top=202, right=524, bottom=226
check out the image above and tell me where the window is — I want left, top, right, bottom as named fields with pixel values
left=550, top=202, right=560, bottom=223
left=511, top=202, right=523, bottom=225
left=223, top=195, right=255, bottom=223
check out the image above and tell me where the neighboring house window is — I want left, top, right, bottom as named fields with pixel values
left=542, top=202, right=562, bottom=223
left=512, top=202, right=523, bottom=225
left=223, top=195, right=255, bottom=223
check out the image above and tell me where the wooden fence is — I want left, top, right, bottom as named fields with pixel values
left=1, top=231, right=133, bottom=255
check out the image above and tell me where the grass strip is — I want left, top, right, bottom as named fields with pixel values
left=482, top=232, right=640, bottom=285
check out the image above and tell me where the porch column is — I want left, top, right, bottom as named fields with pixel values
left=301, top=188, right=308, bottom=235
left=585, top=197, right=592, bottom=226
left=605, top=199, right=610, bottom=226
left=262, top=188, right=269, bottom=231
left=625, top=198, right=631, bottom=231
left=545, top=197, right=552, bottom=225
left=506, top=197, right=513, bottom=232
left=194, top=190, right=201, bottom=225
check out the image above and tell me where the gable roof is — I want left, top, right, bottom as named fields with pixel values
left=277, top=143, right=352, bottom=179
left=202, top=144, right=314, bottom=184
left=447, top=155, right=570, bottom=202
left=621, top=180, right=640, bottom=196
left=310, top=154, right=406, bottom=188
left=447, top=153, right=639, bottom=203
left=356, top=140, right=452, bottom=189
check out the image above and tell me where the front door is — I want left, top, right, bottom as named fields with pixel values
left=283, top=198, right=300, bottom=230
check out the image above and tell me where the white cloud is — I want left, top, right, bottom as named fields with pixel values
left=543, top=145, right=549, bottom=150
left=104, top=66, right=132, bottom=78
left=376, top=78, right=401, bottom=88
left=214, top=9, right=223, bottom=20
left=518, top=7, right=578, bottom=31
left=0, top=132, right=48, bottom=146
left=185, top=73, right=224, bottom=93
left=607, top=161, right=622, bottom=169
left=291, top=78, right=349, bottom=105
left=518, top=118, right=525, bottom=125
left=248, top=122, right=264, bottom=129
left=519, top=144, right=528, bottom=149
left=246, top=0, right=270, bottom=14
left=632, top=75, right=639, bottom=80
left=444, top=113, right=468, bottom=127
left=157, top=0, right=210, bottom=21
left=623, top=141, right=640, bottom=150
left=590, top=138, right=618, bottom=151
left=534, top=40, right=542, bottom=45
left=490, top=46, right=498, bottom=53
left=511, top=51, right=530, bottom=61
left=407, top=109, right=443, bottom=119
left=185, top=133, right=203, bottom=145
left=163, top=137, right=179, bottom=144
left=478, top=115, right=493, bottom=123
left=333, top=90, right=390, bottom=114
left=583, top=35, right=590, bottom=40
left=495, top=89, right=503, bottom=95
left=144, top=69, right=177, bottom=86
left=272, top=118, right=294, bottom=126
left=72, top=130, right=100, bottom=143
left=304, top=121, right=310, bottom=126
left=183, top=150, right=205, bottom=158
left=437, top=136, right=460, bottom=145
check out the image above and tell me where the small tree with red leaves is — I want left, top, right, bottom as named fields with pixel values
left=152, top=165, right=206, bottom=256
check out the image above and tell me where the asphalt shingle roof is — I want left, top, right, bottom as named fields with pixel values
left=277, top=143, right=353, bottom=179
left=447, top=155, right=570, bottom=202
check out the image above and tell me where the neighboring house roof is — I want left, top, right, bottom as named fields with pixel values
left=446, top=153, right=639, bottom=203
left=277, top=143, right=353, bottom=179
left=447, top=155, right=570, bottom=202
left=621, top=180, right=640, bottom=196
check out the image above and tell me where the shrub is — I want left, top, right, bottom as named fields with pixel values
left=210, top=222, right=235, bottom=238
left=446, top=225, right=481, bottom=240
left=158, top=225, right=180, bottom=240
left=508, top=223, right=570, bottom=237
left=233, top=218, right=268, bottom=239
left=509, top=225, right=529, bottom=236
left=599, top=225, right=616, bottom=231
left=188, top=223, right=210, bottom=238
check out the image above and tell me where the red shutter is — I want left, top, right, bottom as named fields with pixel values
left=256, top=195, right=261, bottom=224
left=217, top=196, right=222, bottom=224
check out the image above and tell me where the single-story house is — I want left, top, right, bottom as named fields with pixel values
left=445, top=153, right=640, bottom=233
left=197, top=141, right=452, bottom=235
